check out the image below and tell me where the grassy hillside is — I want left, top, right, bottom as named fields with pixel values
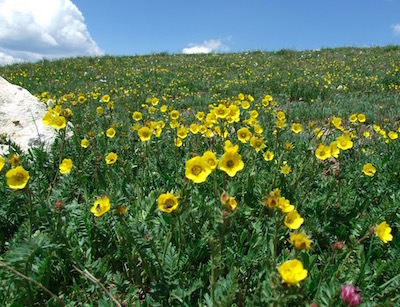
left=0, top=47, right=399, bottom=306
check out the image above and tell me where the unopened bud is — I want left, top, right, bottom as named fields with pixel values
left=332, top=241, right=344, bottom=251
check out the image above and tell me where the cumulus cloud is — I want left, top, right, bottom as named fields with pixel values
left=182, top=38, right=230, bottom=54
left=392, top=23, right=400, bottom=36
left=0, top=0, right=104, bottom=66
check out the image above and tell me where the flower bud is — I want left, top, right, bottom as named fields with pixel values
left=340, top=284, right=362, bottom=306
left=332, top=241, right=344, bottom=251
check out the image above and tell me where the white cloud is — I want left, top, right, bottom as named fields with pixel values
left=392, top=24, right=400, bottom=36
left=182, top=38, right=230, bottom=54
left=0, top=0, right=104, bottom=66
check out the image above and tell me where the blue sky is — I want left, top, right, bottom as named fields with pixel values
left=73, top=0, right=400, bottom=54
left=1, top=0, right=400, bottom=65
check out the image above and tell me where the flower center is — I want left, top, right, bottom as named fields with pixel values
left=192, top=165, right=203, bottom=176
left=164, top=199, right=174, bottom=209
left=15, top=172, right=25, bottom=183
left=227, top=160, right=234, bottom=168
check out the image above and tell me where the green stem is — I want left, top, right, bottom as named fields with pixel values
left=0, top=260, right=64, bottom=306
left=331, top=233, right=370, bottom=283
left=25, top=185, right=34, bottom=239
left=272, top=214, right=282, bottom=268
left=162, top=219, right=175, bottom=262
left=314, top=251, right=336, bottom=300
left=356, top=235, right=374, bottom=286
left=177, top=213, right=182, bottom=265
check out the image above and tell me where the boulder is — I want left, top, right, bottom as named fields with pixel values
left=0, top=76, right=57, bottom=155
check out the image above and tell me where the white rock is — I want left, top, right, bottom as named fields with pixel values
left=0, top=76, right=57, bottom=155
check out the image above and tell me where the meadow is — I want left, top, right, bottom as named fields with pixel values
left=0, top=46, right=399, bottom=306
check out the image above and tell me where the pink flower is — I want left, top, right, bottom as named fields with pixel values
left=340, top=284, right=362, bottom=306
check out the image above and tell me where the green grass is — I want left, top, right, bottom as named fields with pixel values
left=0, top=46, right=399, bottom=306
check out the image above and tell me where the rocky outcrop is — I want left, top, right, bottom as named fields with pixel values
left=0, top=76, right=57, bottom=155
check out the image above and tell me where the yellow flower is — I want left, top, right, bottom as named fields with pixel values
left=284, top=210, right=304, bottom=230
left=281, top=164, right=291, bottom=175
left=250, top=137, right=265, bottom=152
left=151, top=97, right=159, bottom=106
left=279, top=259, right=308, bottom=285
left=77, top=95, right=86, bottom=104
left=199, top=125, right=208, bottom=135
left=81, top=139, right=90, bottom=148
left=373, top=124, right=381, bottom=132
left=349, top=113, right=358, bottom=123
left=106, top=128, right=116, bottom=138
left=96, top=106, right=104, bottom=116
left=291, top=123, right=302, bottom=134
left=224, top=140, right=239, bottom=153
left=263, top=150, right=274, bottom=162
left=250, top=110, right=259, bottom=119
left=227, top=197, right=238, bottom=211
left=91, top=195, right=111, bottom=217
left=275, top=119, right=286, bottom=129
left=50, top=115, right=66, bottom=130
left=185, top=156, right=212, bottom=183
left=196, top=111, right=205, bottom=121
left=214, top=104, right=229, bottom=118
left=174, top=137, right=183, bottom=147
left=177, top=126, right=188, bottom=139
left=277, top=111, right=286, bottom=121
left=53, top=105, right=62, bottom=115
left=132, top=111, right=142, bottom=121
left=9, top=154, right=21, bottom=166
left=285, top=142, right=294, bottom=151
left=6, top=166, right=29, bottom=189
left=222, top=195, right=238, bottom=211
left=330, top=141, right=340, bottom=158
left=262, top=94, right=272, bottom=106
left=169, top=119, right=179, bottom=129
left=315, top=144, right=331, bottom=161
left=170, top=110, right=180, bottom=119
left=218, top=149, right=245, bottom=177
left=362, top=163, right=376, bottom=177
left=62, top=108, right=73, bottom=118
left=290, top=232, right=311, bottom=250
left=388, top=131, right=398, bottom=140
left=101, top=94, right=110, bottom=103
left=154, top=126, right=162, bottom=137
left=241, top=100, right=250, bottom=109
left=0, top=156, right=4, bottom=171
left=264, top=189, right=281, bottom=209
left=138, top=126, right=152, bottom=142
left=59, top=158, right=73, bottom=174
left=313, top=127, right=323, bottom=138
left=105, top=152, right=118, bottom=165
left=357, top=113, right=366, bottom=123
left=376, top=221, right=393, bottom=243
left=336, top=135, right=353, bottom=150
left=254, top=124, right=263, bottom=134
left=277, top=197, right=294, bottom=213
left=202, top=151, right=218, bottom=170
left=332, top=116, right=342, bottom=129
left=160, top=105, right=168, bottom=113
left=190, top=123, right=199, bottom=134
left=158, top=193, right=179, bottom=213
left=228, top=105, right=240, bottom=121
left=237, top=127, right=252, bottom=143
left=42, top=111, right=54, bottom=125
